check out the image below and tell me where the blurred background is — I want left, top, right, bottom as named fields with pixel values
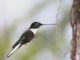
left=0, top=0, right=73, bottom=60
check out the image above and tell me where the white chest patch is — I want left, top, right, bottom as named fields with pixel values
left=30, top=29, right=38, bottom=34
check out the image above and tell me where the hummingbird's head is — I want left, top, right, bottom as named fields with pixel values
left=29, top=22, right=43, bottom=29
left=29, top=22, right=56, bottom=29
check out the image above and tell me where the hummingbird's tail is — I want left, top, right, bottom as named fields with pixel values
left=7, top=43, right=21, bottom=57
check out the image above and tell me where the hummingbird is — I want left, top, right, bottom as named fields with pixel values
left=7, top=22, right=55, bottom=57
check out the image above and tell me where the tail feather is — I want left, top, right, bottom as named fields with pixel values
left=7, top=43, right=21, bottom=57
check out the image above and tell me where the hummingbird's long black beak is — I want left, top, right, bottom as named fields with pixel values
left=43, top=24, right=56, bottom=25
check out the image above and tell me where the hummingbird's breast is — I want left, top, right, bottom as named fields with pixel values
left=21, top=30, right=35, bottom=44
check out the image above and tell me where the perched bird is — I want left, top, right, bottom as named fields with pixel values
left=7, top=22, right=55, bottom=57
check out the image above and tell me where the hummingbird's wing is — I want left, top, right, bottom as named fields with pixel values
left=7, top=36, right=25, bottom=57
left=7, top=43, right=21, bottom=57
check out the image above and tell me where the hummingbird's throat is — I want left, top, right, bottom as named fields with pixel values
left=30, top=29, right=38, bottom=34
